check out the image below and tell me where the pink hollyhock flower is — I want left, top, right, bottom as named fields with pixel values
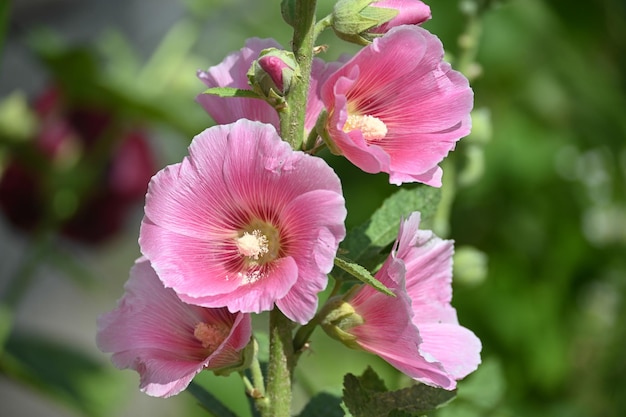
left=196, top=38, right=336, bottom=136
left=96, top=258, right=252, bottom=397
left=197, top=38, right=281, bottom=128
left=369, top=0, right=431, bottom=34
left=395, top=212, right=481, bottom=386
left=139, top=119, right=346, bottom=324
left=321, top=25, right=473, bottom=186
left=322, top=212, right=480, bottom=389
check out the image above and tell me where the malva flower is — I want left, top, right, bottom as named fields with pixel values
left=196, top=38, right=337, bottom=137
left=321, top=212, right=480, bottom=389
left=396, top=212, right=481, bottom=386
left=139, top=119, right=346, bottom=324
left=321, top=25, right=473, bottom=186
left=96, top=257, right=252, bottom=398
left=197, top=38, right=281, bottom=129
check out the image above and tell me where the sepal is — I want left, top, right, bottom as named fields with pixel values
left=332, top=0, right=398, bottom=45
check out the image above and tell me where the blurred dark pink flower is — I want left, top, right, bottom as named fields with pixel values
left=0, top=87, right=156, bottom=244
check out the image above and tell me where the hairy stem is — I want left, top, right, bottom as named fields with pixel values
left=265, top=309, right=295, bottom=417
left=280, top=0, right=318, bottom=150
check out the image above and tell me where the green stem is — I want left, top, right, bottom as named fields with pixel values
left=293, top=278, right=343, bottom=360
left=1, top=232, right=52, bottom=309
left=246, top=338, right=269, bottom=414
left=280, top=0, right=318, bottom=150
left=456, top=2, right=484, bottom=81
left=313, top=14, right=333, bottom=40
left=265, top=309, right=295, bottom=417
left=262, top=2, right=318, bottom=415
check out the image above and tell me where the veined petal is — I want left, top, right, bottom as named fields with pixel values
left=322, top=25, right=473, bottom=186
left=96, top=258, right=252, bottom=398
left=139, top=120, right=346, bottom=323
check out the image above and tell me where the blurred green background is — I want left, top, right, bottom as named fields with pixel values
left=1, top=0, right=625, bottom=416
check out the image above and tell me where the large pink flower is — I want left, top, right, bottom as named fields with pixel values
left=196, top=38, right=336, bottom=136
left=321, top=25, right=473, bottom=186
left=139, top=120, right=346, bottom=324
left=96, top=258, right=252, bottom=398
left=325, top=212, right=480, bottom=389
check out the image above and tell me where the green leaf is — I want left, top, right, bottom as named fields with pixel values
left=333, top=256, right=395, bottom=297
left=297, top=392, right=344, bottom=417
left=343, top=367, right=456, bottom=417
left=0, top=0, right=11, bottom=61
left=202, top=87, right=263, bottom=99
left=187, top=381, right=239, bottom=417
left=2, top=332, right=124, bottom=417
left=335, top=186, right=441, bottom=281
left=0, top=303, right=13, bottom=352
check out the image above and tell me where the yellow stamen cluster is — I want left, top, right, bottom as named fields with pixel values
left=343, top=114, right=388, bottom=141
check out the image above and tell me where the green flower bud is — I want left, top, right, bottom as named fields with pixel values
left=332, top=0, right=398, bottom=45
left=247, top=48, right=300, bottom=105
left=320, top=295, right=364, bottom=350
left=280, top=0, right=297, bottom=27
left=453, top=245, right=488, bottom=286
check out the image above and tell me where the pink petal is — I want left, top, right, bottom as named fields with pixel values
left=96, top=258, right=252, bottom=397
left=196, top=38, right=281, bottom=128
left=417, top=322, right=482, bottom=380
left=322, top=26, right=473, bottom=186
left=139, top=120, right=345, bottom=322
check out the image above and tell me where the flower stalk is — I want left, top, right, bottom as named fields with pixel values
left=280, top=0, right=318, bottom=150
left=265, top=309, right=296, bottom=417
left=264, top=1, right=320, bottom=415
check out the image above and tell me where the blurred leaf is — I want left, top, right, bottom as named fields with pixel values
left=138, top=20, right=199, bottom=93
left=297, top=392, right=343, bottom=417
left=0, top=0, right=10, bottom=60
left=334, top=186, right=441, bottom=281
left=333, top=256, right=394, bottom=296
left=202, top=87, right=263, bottom=99
left=343, top=367, right=456, bottom=417
left=28, top=30, right=104, bottom=100
left=0, top=303, right=12, bottom=352
left=27, top=31, right=200, bottom=137
left=187, top=381, right=239, bottom=417
left=1, top=331, right=122, bottom=417
left=45, top=245, right=97, bottom=289
left=452, top=245, right=488, bottom=286
left=0, top=91, right=38, bottom=141
left=436, top=357, right=506, bottom=417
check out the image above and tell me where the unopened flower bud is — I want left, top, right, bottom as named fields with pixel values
left=280, top=0, right=297, bottom=27
left=369, top=0, right=431, bottom=34
left=453, top=245, right=488, bottom=286
left=320, top=295, right=364, bottom=350
left=248, top=48, right=299, bottom=101
left=332, top=0, right=431, bottom=45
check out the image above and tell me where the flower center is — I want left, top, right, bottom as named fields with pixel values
left=193, top=322, right=230, bottom=352
left=236, top=230, right=269, bottom=260
left=343, top=114, right=388, bottom=141
left=236, top=220, right=281, bottom=265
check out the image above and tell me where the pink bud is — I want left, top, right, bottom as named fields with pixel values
left=370, top=0, right=431, bottom=34
left=257, top=55, right=290, bottom=92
